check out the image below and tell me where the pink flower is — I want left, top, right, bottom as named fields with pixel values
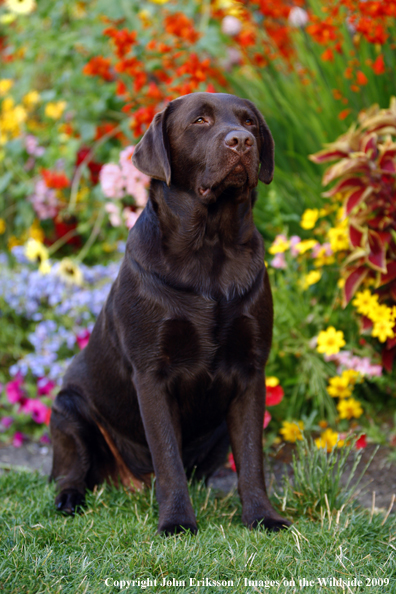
left=271, top=253, right=287, bottom=269
left=263, top=410, right=272, bottom=429
left=120, top=146, right=149, bottom=207
left=105, top=202, right=122, bottom=227
left=23, top=398, right=49, bottom=424
left=1, top=416, right=13, bottom=429
left=100, top=163, right=125, bottom=199
left=37, top=377, right=56, bottom=396
left=76, top=328, right=91, bottom=350
left=28, top=179, right=59, bottom=220
left=40, top=434, right=51, bottom=445
left=123, top=207, right=142, bottom=230
left=289, top=235, right=301, bottom=257
left=6, top=373, right=25, bottom=405
left=13, top=432, right=26, bottom=448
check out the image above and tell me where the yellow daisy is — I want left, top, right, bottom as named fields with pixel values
left=316, top=326, right=346, bottom=356
left=279, top=420, right=304, bottom=443
left=337, top=397, right=363, bottom=420
left=300, top=208, right=319, bottom=230
left=315, top=429, right=344, bottom=452
left=57, top=258, right=83, bottom=286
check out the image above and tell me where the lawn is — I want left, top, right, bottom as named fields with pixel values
left=1, top=470, right=395, bottom=593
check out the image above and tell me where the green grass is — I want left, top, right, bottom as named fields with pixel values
left=1, top=471, right=395, bottom=593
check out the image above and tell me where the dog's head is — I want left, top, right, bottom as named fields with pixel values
left=132, top=92, right=274, bottom=203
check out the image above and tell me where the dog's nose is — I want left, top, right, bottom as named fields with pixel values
left=224, top=130, right=254, bottom=154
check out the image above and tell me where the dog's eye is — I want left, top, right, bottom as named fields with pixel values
left=194, top=117, right=206, bottom=124
left=244, top=118, right=254, bottom=126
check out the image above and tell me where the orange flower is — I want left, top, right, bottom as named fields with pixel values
left=83, top=56, right=113, bottom=81
left=356, top=70, right=368, bottom=85
left=338, top=109, right=351, bottom=120
left=104, top=28, right=137, bottom=59
left=321, top=48, right=334, bottom=62
left=372, top=54, right=385, bottom=75
left=164, top=13, right=200, bottom=43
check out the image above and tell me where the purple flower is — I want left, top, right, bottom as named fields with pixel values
left=1, top=416, right=14, bottom=429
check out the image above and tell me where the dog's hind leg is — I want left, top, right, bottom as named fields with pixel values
left=50, top=388, right=113, bottom=514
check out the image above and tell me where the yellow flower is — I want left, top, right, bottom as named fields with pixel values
left=371, top=318, right=395, bottom=343
left=337, top=397, right=363, bottom=420
left=149, top=0, right=169, bottom=3
left=352, top=290, right=379, bottom=317
left=300, top=208, right=319, bottom=230
left=5, top=0, right=36, bottom=14
left=23, top=90, right=40, bottom=108
left=0, top=79, right=13, bottom=96
left=327, top=224, right=349, bottom=252
left=0, top=218, right=6, bottom=234
left=268, top=235, right=289, bottom=254
left=279, top=420, right=304, bottom=443
left=294, top=239, right=318, bottom=255
left=327, top=375, right=353, bottom=399
left=8, top=235, right=21, bottom=249
left=38, top=260, right=51, bottom=275
left=368, top=303, right=394, bottom=324
left=25, top=238, right=49, bottom=268
left=317, top=326, right=346, bottom=356
left=301, top=270, right=321, bottom=290
left=28, top=220, right=45, bottom=243
left=337, top=278, right=345, bottom=289
left=314, top=246, right=335, bottom=267
left=266, top=376, right=279, bottom=387
left=57, top=258, right=83, bottom=286
left=315, top=429, right=344, bottom=452
left=342, top=369, right=361, bottom=385
left=45, top=101, right=67, bottom=120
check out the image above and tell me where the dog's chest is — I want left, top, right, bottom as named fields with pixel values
left=155, top=298, right=262, bottom=382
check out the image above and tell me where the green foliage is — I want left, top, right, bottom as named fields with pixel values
left=280, top=436, right=378, bottom=518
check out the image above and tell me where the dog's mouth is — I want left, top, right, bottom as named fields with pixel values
left=198, top=160, right=250, bottom=201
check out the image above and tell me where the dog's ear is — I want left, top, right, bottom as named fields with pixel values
left=132, top=105, right=171, bottom=186
left=244, top=100, right=274, bottom=184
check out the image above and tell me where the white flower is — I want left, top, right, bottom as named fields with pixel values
left=221, top=15, right=242, bottom=36
left=288, top=7, right=309, bottom=28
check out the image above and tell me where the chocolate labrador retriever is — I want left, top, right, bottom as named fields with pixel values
left=50, top=92, right=291, bottom=534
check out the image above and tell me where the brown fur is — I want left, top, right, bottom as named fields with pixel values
left=50, top=92, right=291, bottom=534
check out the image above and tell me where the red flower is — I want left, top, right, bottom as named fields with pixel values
left=104, top=28, right=137, bottom=59
left=355, top=434, right=367, bottom=449
left=42, top=169, right=70, bottom=190
left=228, top=452, right=236, bottom=472
left=266, top=385, right=284, bottom=406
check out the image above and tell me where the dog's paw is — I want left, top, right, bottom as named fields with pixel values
left=243, top=511, right=292, bottom=532
left=158, top=520, right=198, bottom=536
left=55, top=489, right=85, bottom=516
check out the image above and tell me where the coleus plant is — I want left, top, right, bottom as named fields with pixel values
left=310, top=97, right=396, bottom=370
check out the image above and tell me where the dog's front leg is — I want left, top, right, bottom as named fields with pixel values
left=134, top=374, right=197, bottom=535
left=227, top=373, right=292, bottom=531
